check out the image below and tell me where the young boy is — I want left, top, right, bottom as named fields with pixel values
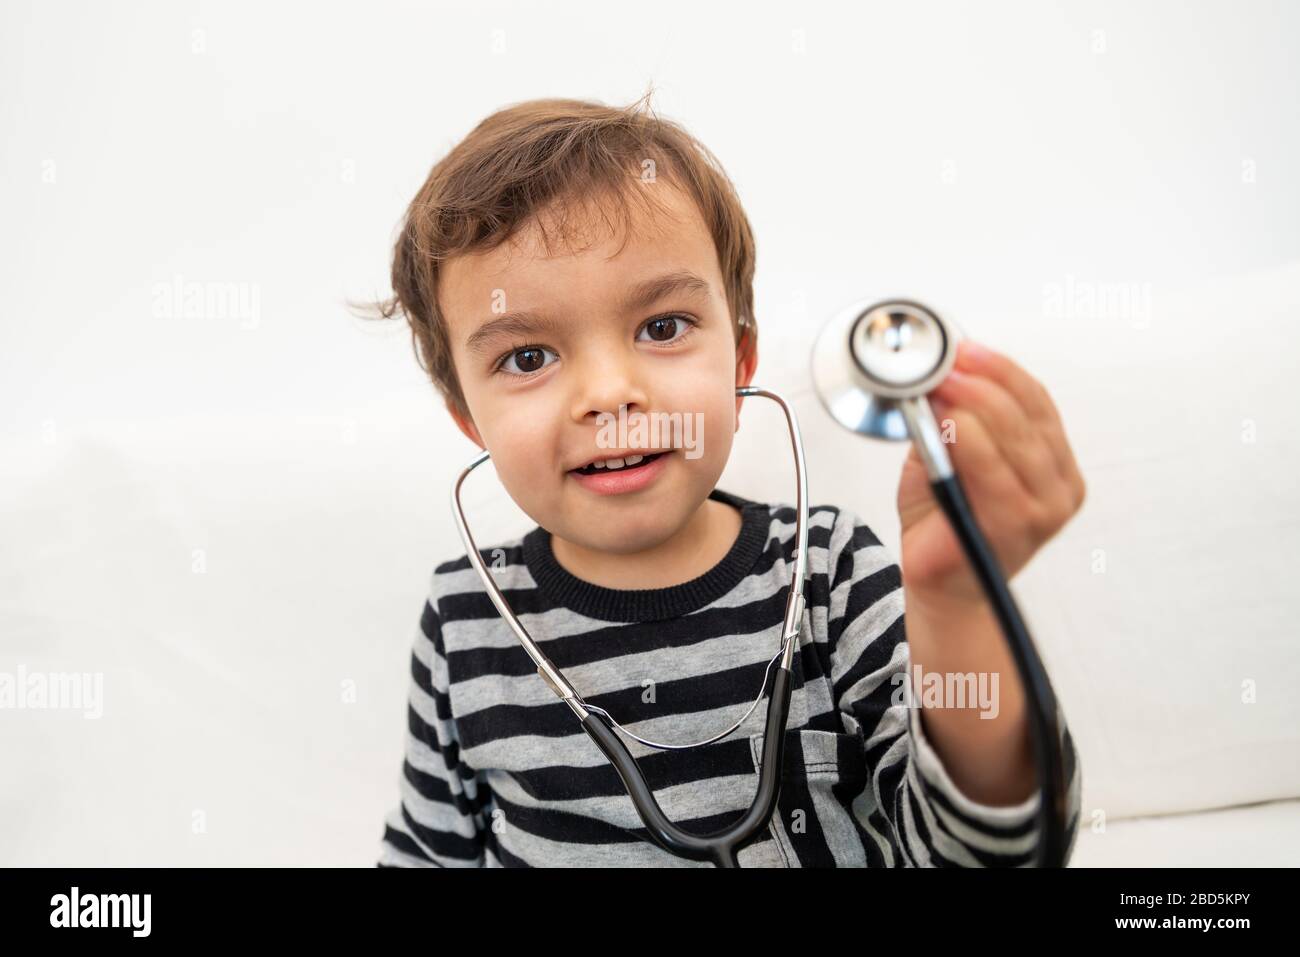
left=372, top=95, right=1085, bottom=867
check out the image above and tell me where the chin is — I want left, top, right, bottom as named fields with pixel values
left=569, top=495, right=698, bottom=553
left=573, top=514, right=676, bottom=555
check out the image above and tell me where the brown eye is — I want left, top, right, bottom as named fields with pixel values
left=498, top=345, right=557, bottom=376
left=639, top=314, right=695, bottom=344
left=645, top=317, right=677, bottom=341
left=514, top=348, right=544, bottom=372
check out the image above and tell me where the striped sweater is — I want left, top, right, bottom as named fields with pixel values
left=377, top=487, right=1082, bottom=867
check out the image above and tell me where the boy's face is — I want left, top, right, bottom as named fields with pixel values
left=441, top=183, right=757, bottom=556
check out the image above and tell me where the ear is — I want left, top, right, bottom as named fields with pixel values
left=733, top=322, right=759, bottom=429
left=446, top=397, right=485, bottom=450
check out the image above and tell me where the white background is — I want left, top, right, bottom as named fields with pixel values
left=2, top=0, right=1297, bottom=865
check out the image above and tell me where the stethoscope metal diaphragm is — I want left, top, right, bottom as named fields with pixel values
left=811, top=298, right=961, bottom=442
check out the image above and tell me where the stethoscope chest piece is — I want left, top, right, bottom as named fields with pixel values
left=811, top=298, right=961, bottom=441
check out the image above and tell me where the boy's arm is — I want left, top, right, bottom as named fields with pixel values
left=827, top=509, right=1082, bottom=867
left=871, top=337, right=1085, bottom=861
left=377, top=599, right=487, bottom=867
left=904, top=586, right=1039, bottom=806
left=903, top=580, right=1083, bottom=864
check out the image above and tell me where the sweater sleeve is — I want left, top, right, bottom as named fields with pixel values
left=377, top=598, right=487, bottom=867
left=824, top=506, right=1083, bottom=867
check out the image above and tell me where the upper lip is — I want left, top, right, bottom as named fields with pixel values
left=567, top=450, right=674, bottom=471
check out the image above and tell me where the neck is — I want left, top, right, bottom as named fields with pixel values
left=551, top=497, right=743, bottom=590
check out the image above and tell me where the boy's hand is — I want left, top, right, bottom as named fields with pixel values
left=897, top=340, right=1086, bottom=609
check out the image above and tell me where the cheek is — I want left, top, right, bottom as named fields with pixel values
left=709, top=392, right=737, bottom=446
left=656, top=346, right=740, bottom=459
left=668, top=332, right=740, bottom=416
left=668, top=384, right=735, bottom=465
left=471, top=394, right=560, bottom=477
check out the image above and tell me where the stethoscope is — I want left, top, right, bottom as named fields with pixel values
left=450, top=298, right=1067, bottom=868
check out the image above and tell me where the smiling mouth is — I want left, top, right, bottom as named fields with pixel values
left=570, top=452, right=669, bottom=476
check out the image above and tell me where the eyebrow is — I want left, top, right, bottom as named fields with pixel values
left=621, top=269, right=713, bottom=314
left=463, top=270, right=713, bottom=358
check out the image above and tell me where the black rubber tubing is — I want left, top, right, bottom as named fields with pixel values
left=579, top=663, right=794, bottom=868
left=929, top=474, right=1068, bottom=867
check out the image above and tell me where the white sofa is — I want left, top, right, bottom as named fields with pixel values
left=4, top=259, right=1297, bottom=866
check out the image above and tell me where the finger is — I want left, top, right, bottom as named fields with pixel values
left=954, top=341, right=1057, bottom=427
left=926, top=401, right=1047, bottom=568
left=928, top=395, right=1036, bottom=514
left=931, top=369, right=1062, bottom=509
left=953, top=341, right=1087, bottom=506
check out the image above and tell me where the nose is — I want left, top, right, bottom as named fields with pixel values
left=568, top=342, right=650, bottom=424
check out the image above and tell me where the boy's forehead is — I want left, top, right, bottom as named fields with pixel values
left=440, top=185, right=720, bottom=334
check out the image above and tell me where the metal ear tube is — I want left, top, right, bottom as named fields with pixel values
left=451, top=386, right=809, bottom=868
left=811, top=298, right=1069, bottom=867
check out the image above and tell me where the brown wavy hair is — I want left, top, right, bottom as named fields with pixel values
left=354, top=89, right=758, bottom=418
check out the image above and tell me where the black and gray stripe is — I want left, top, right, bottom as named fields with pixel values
left=378, top=488, right=1082, bottom=867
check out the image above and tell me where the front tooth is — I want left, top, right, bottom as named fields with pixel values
left=604, top=457, right=625, bottom=469
left=624, top=454, right=644, bottom=465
